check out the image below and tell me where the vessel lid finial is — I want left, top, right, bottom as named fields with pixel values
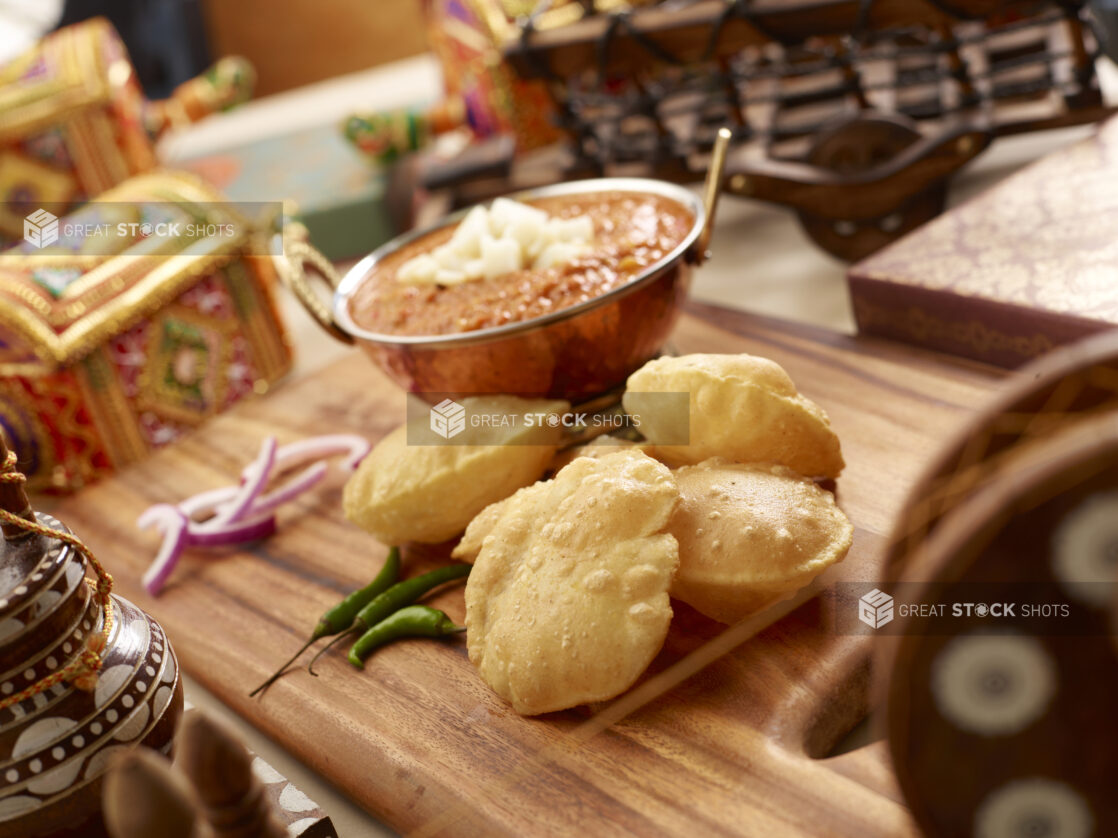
left=0, top=433, right=36, bottom=541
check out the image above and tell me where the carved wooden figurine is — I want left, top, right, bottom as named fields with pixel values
left=102, top=710, right=324, bottom=838
left=175, top=712, right=289, bottom=838
left=102, top=749, right=205, bottom=838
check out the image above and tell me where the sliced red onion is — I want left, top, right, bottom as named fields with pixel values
left=137, top=434, right=370, bottom=596
left=179, top=486, right=239, bottom=521
left=210, top=436, right=277, bottom=528
left=253, top=461, right=328, bottom=516
left=272, top=435, right=370, bottom=473
left=140, top=507, right=188, bottom=596
left=137, top=503, right=184, bottom=532
left=186, top=513, right=276, bottom=548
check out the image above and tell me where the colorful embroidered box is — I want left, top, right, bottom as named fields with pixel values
left=0, top=17, right=252, bottom=242
left=0, top=171, right=292, bottom=492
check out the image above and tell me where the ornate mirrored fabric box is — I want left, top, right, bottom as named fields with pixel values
left=0, top=171, right=292, bottom=492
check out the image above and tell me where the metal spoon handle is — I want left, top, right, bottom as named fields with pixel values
left=695, top=127, right=732, bottom=264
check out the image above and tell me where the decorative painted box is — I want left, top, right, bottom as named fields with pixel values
left=0, top=171, right=292, bottom=493
left=0, top=17, right=252, bottom=242
left=421, top=0, right=561, bottom=152
left=848, top=116, right=1118, bottom=369
left=344, top=0, right=561, bottom=165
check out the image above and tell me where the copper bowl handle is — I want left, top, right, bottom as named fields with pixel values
left=276, top=236, right=355, bottom=345
left=693, top=126, right=732, bottom=265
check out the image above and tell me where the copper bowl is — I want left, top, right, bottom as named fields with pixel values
left=282, top=177, right=718, bottom=401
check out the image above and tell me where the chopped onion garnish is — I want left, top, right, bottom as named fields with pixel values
left=137, top=434, right=370, bottom=595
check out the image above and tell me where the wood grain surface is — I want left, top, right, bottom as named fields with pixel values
left=45, top=303, right=1004, bottom=837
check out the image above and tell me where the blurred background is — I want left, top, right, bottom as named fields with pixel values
left=0, top=0, right=429, bottom=95
left=2, top=4, right=1117, bottom=836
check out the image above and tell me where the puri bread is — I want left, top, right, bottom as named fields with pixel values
left=547, top=436, right=658, bottom=475
left=457, top=440, right=659, bottom=564
left=668, top=459, right=853, bottom=623
left=622, top=354, right=844, bottom=478
left=465, top=449, right=679, bottom=715
left=452, top=493, right=510, bottom=564
left=458, top=456, right=853, bottom=622
left=344, top=395, right=567, bottom=544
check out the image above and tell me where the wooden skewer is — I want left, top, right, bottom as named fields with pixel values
left=0, top=433, right=35, bottom=541
left=103, top=749, right=210, bottom=838
left=176, top=711, right=290, bottom=838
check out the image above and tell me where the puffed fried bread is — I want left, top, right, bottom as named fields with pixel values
left=344, top=395, right=567, bottom=544
left=623, top=353, right=844, bottom=478
left=667, top=459, right=853, bottom=623
left=465, top=449, right=679, bottom=715
left=452, top=493, right=510, bottom=564
left=546, top=436, right=659, bottom=476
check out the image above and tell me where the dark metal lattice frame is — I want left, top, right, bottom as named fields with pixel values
left=507, top=0, right=1109, bottom=175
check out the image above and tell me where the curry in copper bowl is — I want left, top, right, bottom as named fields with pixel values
left=282, top=172, right=726, bottom=400
left=350, top=189, right=697, bottom=337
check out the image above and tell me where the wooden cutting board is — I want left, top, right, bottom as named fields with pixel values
left=47, top=302, right=1004, bottom=837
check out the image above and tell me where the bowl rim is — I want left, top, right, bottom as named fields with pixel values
left=332, top=177, right=706, bottom=348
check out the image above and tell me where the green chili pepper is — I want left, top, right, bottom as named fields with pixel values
left=249, top=547, right=401, bottom=696
left=308, top=562, right=471, bottom=674
left=347, top=605, right=465, bottom=669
